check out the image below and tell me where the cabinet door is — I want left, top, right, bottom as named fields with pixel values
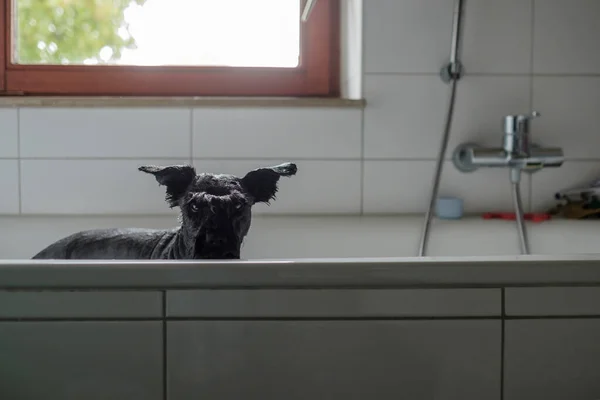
left=0, top=322, right=162, bottom=400
left=505, top=319, right=600, bottom=400
left=167, top=320, right=501, bottom=400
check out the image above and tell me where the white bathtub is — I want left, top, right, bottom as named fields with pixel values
left=2, top=215, right=600, bottom=399
left=2, top=255, right=600, bottom=400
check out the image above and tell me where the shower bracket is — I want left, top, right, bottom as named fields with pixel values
left=440, top=60, right=464, bottom=83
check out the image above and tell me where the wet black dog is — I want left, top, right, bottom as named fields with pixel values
left=32, top=162, right=297, bottom=260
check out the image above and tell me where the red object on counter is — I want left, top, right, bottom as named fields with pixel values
left=482, top=212, right=551, bottom=222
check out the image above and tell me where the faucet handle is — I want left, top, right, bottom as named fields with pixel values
left=520, top=111, right=541, bottom=125
left=504, top=111, right=541, bottom=135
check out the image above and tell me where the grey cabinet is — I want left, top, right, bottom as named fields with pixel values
left=504, top=287, right=600, bottom=399
left=505, top=287, right=600, bottom=316
left=166, top=288, right=501, bottom=318
left=0, top=290, right=163, bottom=400
left=0, top=321, right=163, bottom=400
left=0, top=290, right=162, bottom=318
left=167, top=320, right=501, bottom=400
left=504, top=319, right=600, bottom=400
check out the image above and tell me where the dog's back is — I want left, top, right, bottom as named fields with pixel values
left=32, top=228, right=177, bottom=259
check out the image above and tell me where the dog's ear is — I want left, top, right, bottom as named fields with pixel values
left=139, top=164, right=196, bottom=208
left=240, top=162, right=297, bottom=204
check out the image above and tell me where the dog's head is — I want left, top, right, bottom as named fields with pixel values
left=139, top=162, right=297, bottom=259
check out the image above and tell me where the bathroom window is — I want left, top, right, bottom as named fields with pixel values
left=0, top=0, right=340, bottom=97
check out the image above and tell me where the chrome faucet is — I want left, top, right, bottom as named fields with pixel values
left=451, top=111, right=564, bottom=255
left=503, top=111, right=539, bottom=157
left=452, top=111, right=564, bottom=175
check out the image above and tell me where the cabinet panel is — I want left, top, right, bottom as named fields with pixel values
left=0, top=290, right=162, bottom=318
left=505, top=319, right=600, bottom=400
left=167, top=288, right=501, bottom=317
left=168, top=320, right=501, bottom=400
left=0, top=321, right=162, bottom=400
left=505, top=287, right=600, bottom=316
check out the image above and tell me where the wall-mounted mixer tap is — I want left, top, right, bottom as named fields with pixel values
left=503, top=111, right=539, bottom=157
left=451, top=111, right=565, bottom=255
left=452, top=111, right=564, bottom=179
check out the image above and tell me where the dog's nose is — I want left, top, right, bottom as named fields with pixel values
left=205, top=234, right=226, bottom=247
left=207, top=219, right=219, bottom=230
left=222, top=251, right=237, bottom=259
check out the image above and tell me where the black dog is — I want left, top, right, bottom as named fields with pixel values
left=32, top=162, right=297, bottom=260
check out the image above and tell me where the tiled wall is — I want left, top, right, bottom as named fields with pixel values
left=363, top=0, right=600, bottom=214
left=1, top=0, right=600, bottom=218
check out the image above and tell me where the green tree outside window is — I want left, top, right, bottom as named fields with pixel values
left=14, top=0, right=147, bottom=64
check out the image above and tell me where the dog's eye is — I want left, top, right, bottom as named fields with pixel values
left=190, top=203, right=199, bottom=213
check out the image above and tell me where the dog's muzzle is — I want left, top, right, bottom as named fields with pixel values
left=196, top=230, right=240, bottom=259
left=205, top=250, right=239, bottom=259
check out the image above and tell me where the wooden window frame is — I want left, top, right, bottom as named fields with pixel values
left=0, top=0, right=340, bottom=97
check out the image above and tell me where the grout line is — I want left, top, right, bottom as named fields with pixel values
left=188, top=108, right=194, bottom=164
left=500, top=288, right=506, bottom=400
left=528, top=0, right=536, bottom=213
left=7, top=156, right=363, bottom=161
left=16, top=109, right=22, bottom=214
left=530, top=0, right=536, bottom=76
left=360, top=107, right=365, bottom=214
left=0, top=211, right=492, bottom=218
left=527, top=173, right=534, bottom=213
left=360, top=0, right=366, bottom=99
left=529, top=0, right=536, bottom=116
left=364, top=72, right=441, bottom=76
left=4, top=156, right=600, bottom=162
left=364, top=72, right=600, bottom=78
left=523, top=73, right=600, bottom=77
left=162, top=291, right=168, bottom=400
left=8, top=156, right=193, bottom=161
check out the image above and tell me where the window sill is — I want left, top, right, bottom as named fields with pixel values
left=0, top=96, right=366, bottom=109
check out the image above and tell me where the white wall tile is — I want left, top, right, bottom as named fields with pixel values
left=532, top=77, right=600, bottom=159
left=439, top=164, right=532, bottom=214
left=6, top=214, right=593, bottom=260
left=192, top=108, right=362, bottom=159
left=9, top=214, right=600, bottom=259
left=0, top=109, right=19, bottom=158
left=364, top=75, right=448, bottom=159
left=7, top=0, right=600, bottom=222
left=241, top=216, right=518, bottom=258
left=529, top=219, right=600, bottom=255
left=363, top=160, right=531, bottom=214
left=533, top=0, right=600, bottom=74
left=364, top=0, right=454, bottom=73
left=193, top=159, right=362, bottom=214
left=20, top=159, right=188, bottom=214
left=530, top=161, right=600, bottom=212
left=19, top=108, right=192, bottom=158
left=364, top=75, right=531, bottom=159
left=363, top=161, right=435, bottom=213
left=0, top=160, right=19, bottom=214
left=240, top=216, right=424, bottom=259
left=461, top=0, right=533, bottom=74
left=449, top=76, right=532, bottom=151
left=1, top=216, right=179, bottom=259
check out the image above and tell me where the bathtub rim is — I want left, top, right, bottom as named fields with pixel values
left=1, top=254, right=600, bottom=289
